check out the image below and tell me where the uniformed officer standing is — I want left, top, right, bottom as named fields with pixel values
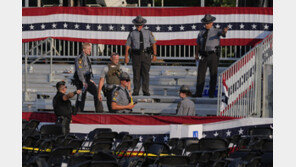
left=193, top=14, right=228, bottom=98
left=98, top=53, right=130, bottom=112
left=53, top=81, right=81, bottom=135
left=72, top=42, right=103, bottom=112
left=125, top=15, right=157, bottom=96
left=111, top=72, right=136, bottom=113
left=176, top=85, right=196, bottom=116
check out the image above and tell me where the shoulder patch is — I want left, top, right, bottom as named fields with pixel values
left=151, top=32, right=156, bottom=41
left=114, top=91, right=119, bottom=98
left=78, top=65, right=82, bottom=69
left=78, top=58, right=82, bottom=64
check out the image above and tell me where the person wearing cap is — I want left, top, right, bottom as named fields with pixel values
left=125, top=15, right=157, bottom=96
left=193, top=14, right=228, bottom=98
left=111, top=72, right=136, bottom=113
left=176, top=85, right=196, bottom=116
left=72, top=42, right=103, bottom=113
left=53, top=81, right=81, bottom=135
left=98, top=53, right=130, bottom=112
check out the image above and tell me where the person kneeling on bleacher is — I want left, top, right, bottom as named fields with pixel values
left=176, top=85, right=196, bottom=116
left=53, top=81, right=81, bottom=135
left=111, top=72, right=136, bottom=113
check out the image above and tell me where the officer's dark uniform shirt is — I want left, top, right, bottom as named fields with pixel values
left=75, top=53, right=92, bottom=83
left=111, top=86, right=131, bottom=113
left=53, top=92, right=72, bottom=118
left=176, top=97, right=196, bottom=116
left=126, top=29, right=156, bottom=49
left=197, top=27, right=226, bottom=51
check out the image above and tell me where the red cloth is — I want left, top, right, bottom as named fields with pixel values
left=22, top=112, right=238, bottom=125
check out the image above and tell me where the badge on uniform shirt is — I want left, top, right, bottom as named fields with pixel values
left=78, top=65, right=82, bottom=69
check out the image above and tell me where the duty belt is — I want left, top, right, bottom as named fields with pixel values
left=132, top=49, right=149, bottom=54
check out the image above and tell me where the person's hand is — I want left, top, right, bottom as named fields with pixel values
left=90, top=80, right=96, bottom=86
left=152, top=55, right=157, bottom=62
left=127, top=103, right=136, bottom=109
left=195, top=53, right=199, bottom=61
left=223, top=27, right=229, bottom=33
left=125, top=57, right=129, bottom=64
left=76, top=90, right=82, bottom=94
left=98, top=93, right=103, bottom=101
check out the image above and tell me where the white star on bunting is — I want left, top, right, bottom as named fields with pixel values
left=52, top=23, right=57, bottom=29
left=191, top=25, right=196, bottom=30
left=41, top=24, right=45, bottom=29
left=144, top=25, right=149, bottom=29
left=109, top=25, right=114, bottom=30
left=86, top=24, right=91, bottom=30
left=215, top=24, right=220, bottom=28
left=168, top=26, right=173, bottom=31
left=228, top=24, right=233, bottom=29
left=213, top=132, right=219, bottom=137
left=152, top=136, right=156, bottom=142
left=164, top=136, right=169, bottom=142
left=139, top=136, right=143, bottom=142
left=156, top=26, right=161, bottom=31
left=132, top=26, right=136, bottom=30
left=240, top=24, right=245, bottom=29
left=63, top=23, right=68, bottom=28
left=226, top=130, right=231, bottom=136
left=202, top=133, right=207, bottom=138
left=120, top=25, right=125, bottom=31
left=264, top=24, right=269, bottom=30
left=74, top=24, right=79, bottom=29
left=180, top=25, right=185, bottom=30
left=29, top=25, right=34, bottom=30
left=97, top=25, right=102, bottom=30
left=238, top=128, right=244, bottom=135
left=251, top=24, right=257, bottom=29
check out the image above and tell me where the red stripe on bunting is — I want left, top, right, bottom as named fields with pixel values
left=22, top=7, right=273, bottom=17
left=22, top=37, right=262, bottom=46
left=22, top=112, right=238, bottom=125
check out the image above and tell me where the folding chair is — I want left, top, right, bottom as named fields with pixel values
left=46, top=147, right=74, bottom=166
left=157, top=155, right=191, bottom=167
left=90, top=141, right=113, bottom=154
left=89, top=161, right=119, bottom=167
left=40, top=124, right=63, bottom=139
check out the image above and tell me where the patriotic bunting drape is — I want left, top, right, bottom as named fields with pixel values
left=22, top=7, right=273, bottom=45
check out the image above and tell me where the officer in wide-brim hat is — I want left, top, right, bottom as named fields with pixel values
left=193, top=14, right=228, bottom=98
left=201, top=14, right=216, bottom=24
left=132, top=15, right=147, bottom=26
left=125, top=15, right=157, bottom=96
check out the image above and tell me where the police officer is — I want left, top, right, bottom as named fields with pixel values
left=72, top=42, right=103, bottom=112
left=98, top=53, right=130, bottom=112
left=125, top=15, right=157, bottom=96
left=193, top=14, right=228, bottom=98
left=176, top=85, right=196, bottom=116
left=111, top=72, right=136, bottom=113
left=53, top=81, right=81, bottom=135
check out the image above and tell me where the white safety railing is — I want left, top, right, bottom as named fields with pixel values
left=217, top=32, right=273, bottom=117
left=22, top=39, right=252, bottom=61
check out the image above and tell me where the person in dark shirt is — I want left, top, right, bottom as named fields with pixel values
left=53, top=81, right=81, bottom=135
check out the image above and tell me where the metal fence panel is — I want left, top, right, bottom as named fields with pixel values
left=217, top=32, right=273, bottom=117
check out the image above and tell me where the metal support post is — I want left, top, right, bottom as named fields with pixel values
left=49, top=38, right=54, bottom=82
left=236, top=0, right=239, bottom=7
left=201, top=0, right=205, bottom=7
left=37, top=0, right=41, bottom=7
left=59, top=0, right=63, bottom=6
left=217, top=75, right=221, bottom=116
left=152, top=0, right=155, bottom=7
left=138, top=0, right=141, bottom=7
left=161, top=0, right=164, bottom=7
left=25, top=0, right=29, bottom=7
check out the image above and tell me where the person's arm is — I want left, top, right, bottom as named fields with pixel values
left=62, top=90, right=81, bottom=101
left=152, top=43, right=157, bottom=62
left=195, top=45, right=200, bottom=61
left=125, top=46, right=131, bottom=64
left=111, top=102, right=135, bottom=110
left=75, top=57, right=86, bottom=84
left=219, top=27, right=228, bottom=37
left=98, top=77, right=105, bottom=101
left=125, top=32, right=132, bottom=64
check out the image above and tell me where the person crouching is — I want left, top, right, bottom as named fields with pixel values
left=176, top=85, right=196, bottom=116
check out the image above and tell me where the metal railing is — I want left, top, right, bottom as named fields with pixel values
left=22, top=38, right=252, bottom=61
left=217, top=32, right=273, bottom=117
